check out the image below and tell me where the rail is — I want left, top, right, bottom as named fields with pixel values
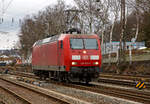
left=0, top=86, right=31, bottom=104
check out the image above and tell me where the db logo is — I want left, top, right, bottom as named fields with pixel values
left=82, top=55, right=88, bottom=60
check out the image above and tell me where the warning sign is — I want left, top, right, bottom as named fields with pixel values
left=136, top=81, right=146, bottom=90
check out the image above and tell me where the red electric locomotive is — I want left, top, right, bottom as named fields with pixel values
left=32, top=32, right=102, bottom=83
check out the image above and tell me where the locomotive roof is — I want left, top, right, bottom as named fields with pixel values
left=33, top=34, right=99, bottom=47
left=69, top=34, right=98, bottom=38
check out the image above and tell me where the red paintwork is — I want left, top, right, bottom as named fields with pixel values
left=32, top=34, right=102, bottom=72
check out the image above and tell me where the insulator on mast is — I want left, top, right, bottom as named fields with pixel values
left=2, top=18, right=3, bottom=23
left=19, top=19, right=22, bottom=24
left=12, top=18, right=14, bottom=23
left=0, top=18, right=4, bottom=23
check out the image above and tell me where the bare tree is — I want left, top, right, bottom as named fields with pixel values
left=99, top=0, right=111, bottom=52
left=117, top=0, right=126, bottom=66
left=108, top=0, right=120, bottom=65
left=20, top=0, right=68, bottom=59
left=74, top=0, right=96, bottom=33
left=74, top=0, right=110, bottom=56
left=74, top=0, right=109, bottom=34
left=126, top=0, right=150, bottom=42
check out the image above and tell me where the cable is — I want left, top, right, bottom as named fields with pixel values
left=3, top=0, right=14, bottom=14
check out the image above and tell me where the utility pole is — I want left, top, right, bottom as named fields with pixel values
left=135, top=0, right=140, bottom=41
left=89, top=0, right=92, bottom=33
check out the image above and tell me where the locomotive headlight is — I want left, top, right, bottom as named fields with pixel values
left=93, top=62, right=99, bottom=65
left=72, top=62, right=77, bottom=65
left=83, top=50, right=87, bottom=54
left=72, top=55, right=80, bottom=60
left=90, top=55, right=99, bottom=60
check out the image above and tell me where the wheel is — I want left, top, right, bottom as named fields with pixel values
left=86, top=81, right=89, bottom=84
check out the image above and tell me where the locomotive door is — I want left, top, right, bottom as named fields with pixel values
left=57, top=40, right=63, bottom=70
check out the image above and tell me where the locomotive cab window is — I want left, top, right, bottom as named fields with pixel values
left=70, top=38, right=98, bottom=49
left=84, top=39, right=98, bottom=49
left=70, top=39, right=84, bottom=49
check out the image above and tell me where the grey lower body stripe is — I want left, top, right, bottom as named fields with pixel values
left=32, top=65, right=65, bottom=71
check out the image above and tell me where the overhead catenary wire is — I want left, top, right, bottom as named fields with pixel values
left=0, top=0, right=14, bottom=33
left=0, top=0, right=14, bottom=15
left=0, top=0, right=14, bottom=23
left=0, top=0, right=50, bottom=33
left=3, top=0, right=14, bottom=14
left=23, top=0, right=50, bottom=16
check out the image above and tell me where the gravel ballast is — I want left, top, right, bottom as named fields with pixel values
left=41, top=82, right=141, bottom=104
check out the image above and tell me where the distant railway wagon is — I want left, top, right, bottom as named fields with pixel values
left=0, top=62, right=6, bottom=66
left=32, top=33, right=102, bottom=83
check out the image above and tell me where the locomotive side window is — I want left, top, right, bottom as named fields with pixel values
left=70, top=39, right=84, bottom=49
left=84, top=39, right=98, bottom=49
left=60, top=40, right=63, bottom=48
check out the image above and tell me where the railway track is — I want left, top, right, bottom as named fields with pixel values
left=49, top=81, right=150, bottom=103
left=0, top=77, right=70, bottom=104
left=100, top=73, right=150, bottom=81
left=99, top=73, right=150, bottom=89
left=9, top=71, right=36, bottom=79
left=10, top=71, right=150, bottom=89
left=98, top=77, right=150, bottom=89
left=0, top=85, right=31, bottom=104
left=4, top=71, right=150, bottom=103
left=91, top=83, right=150, bottom=103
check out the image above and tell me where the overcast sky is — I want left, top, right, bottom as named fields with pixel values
left=6, top=0, right=74, bottom=18
left=0, top=0, right=74, bottom=49
left=0, top=0, right=74, bottom=32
